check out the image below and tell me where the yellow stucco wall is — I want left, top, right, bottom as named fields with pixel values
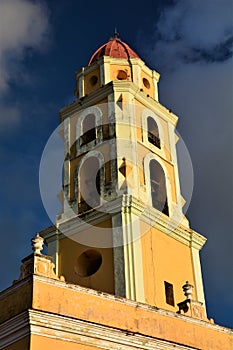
left=140, top=223, right=196, bottom=310
left=135, top=98, right=172, bottom=160
left=84, top=68, right=101, bottom=95
left=140, top=71, right=155, bottom=97
left=110, top=64, right=131, bottom=81
left=58, top=219, right=114, bottom=293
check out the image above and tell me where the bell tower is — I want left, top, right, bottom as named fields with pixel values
left=42, top=34, right=207, bottom=313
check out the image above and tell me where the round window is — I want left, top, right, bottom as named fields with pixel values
left=117, top=70, right=128, bottom=80
left=75, top=249, right=102, bottom=277
left=143, top=78, right=150, bottom=89
left=89, top=75, right=98, bottom=86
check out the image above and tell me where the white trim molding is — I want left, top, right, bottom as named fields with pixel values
left=76, top=105, right=102, bottom=144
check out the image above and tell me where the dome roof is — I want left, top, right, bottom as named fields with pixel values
left=88, top=36, right=139, bottom=65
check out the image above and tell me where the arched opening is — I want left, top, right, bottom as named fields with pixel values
left=149, top=159, right=169, bottom=216
left=89, top=75, right=98, bottom=86
left=78, top=156, right=101, bottom=211
left=75, top=250, right=102, bottom=277
left=143, top=77, right=150, bottom=89
left=117, top=70, right=128, bottom=80
left=147, top=117, right=160, bottom=149
left=81, top=114, right=96, bottom=145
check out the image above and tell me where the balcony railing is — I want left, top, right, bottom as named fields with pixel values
left=81, top=128, right=96, bottom=145
left=148, top=132, right=161, bottom=148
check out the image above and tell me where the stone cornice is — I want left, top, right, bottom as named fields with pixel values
left=0, top=276, right=32, bottom=300
left=129, top=196, right=207, bottom=250
left=28, top=309, right=195, bottom=350
left=0, top=275, right=232, bottom=349
left=31, top=274, right=232, bottom=334
left=59, top=82, right=114, bottom=122
left=0, top=309, right=196, bottom=350
left=54, top=195, right=206, bottom=250
left=75, top=60, right=101, bottom=77
left=39, top=225, right=58, bottom=242
left=1, top=306, right=232, bottom=350
left=110, top=80, right=178, bottom=126
left=59, top=80, right=178, bottom=126
left=0, top=311, right=30, bottom=349
left=1, top=274, right=232, bottom=336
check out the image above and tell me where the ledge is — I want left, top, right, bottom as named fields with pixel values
left=46, top=195, right=206, bottom=250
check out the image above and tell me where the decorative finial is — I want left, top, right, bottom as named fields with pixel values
left=31, top=233, right=44, bottom=255
left=114, top=28, right=119, bottom=38
left=182, top=281, right=194, bottom=300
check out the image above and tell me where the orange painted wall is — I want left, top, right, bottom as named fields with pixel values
left=1, top=275, right=232, bottom=350
left=30, top=335, right=97, bottom=350
left=31, top=277, right=232, bottom=350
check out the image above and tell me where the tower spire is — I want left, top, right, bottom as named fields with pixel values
left=114, top=28, right=119, bottom=38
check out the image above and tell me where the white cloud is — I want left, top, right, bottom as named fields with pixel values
left=0, top=0, right=49, bottom=92
left=158, top=0, right=232, bottom=46
left=143, top=0, right=233, bottom=71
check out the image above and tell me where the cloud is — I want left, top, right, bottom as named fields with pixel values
left=0, top=0, right=50, bottom=131
left=0, top=0, right=50, bottom=92
left=141, top=0, right=233, bottom=70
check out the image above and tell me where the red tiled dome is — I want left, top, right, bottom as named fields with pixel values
left=88, top=37, right=139, bottom=65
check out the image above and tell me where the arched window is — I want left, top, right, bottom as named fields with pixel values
left=76, top=107, right=103, bottom=154
left=78, top=156, right=101, bottom=211
left=147, top=117, right=160, bottom=149
left=149, top=159, right=169, bottom=216
left=81, top=114, right=96, bottom=145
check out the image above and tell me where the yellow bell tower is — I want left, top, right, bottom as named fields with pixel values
left=1, top=34, right=232, bottom=350
left=42, top=33, right=206, bottom=314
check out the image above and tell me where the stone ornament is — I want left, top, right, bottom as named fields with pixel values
left=182, top=281, right=194, bottom=299
left=31, top=233, right=44, bottom=255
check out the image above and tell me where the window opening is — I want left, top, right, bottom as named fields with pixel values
left=78, top=157, right=101, bottom=211
left=75, top=250, right=102, bottom=277
left=89, top=75, right=98, bottom=86
left=102, top=123, right=110, bottom=140
left=147, top=117, right=160, bottom=149
left=117, top=70, right=127, bottom=80
left=164, top=281, right=175, bottom=306
left=149, top=159, right=169, bottom=216
left=81, top=114, right=96, bottom=145
left=143, top=77, right=150, bottom=89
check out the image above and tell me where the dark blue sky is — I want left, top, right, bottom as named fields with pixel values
left=0, top=0, right=232, bottom=329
